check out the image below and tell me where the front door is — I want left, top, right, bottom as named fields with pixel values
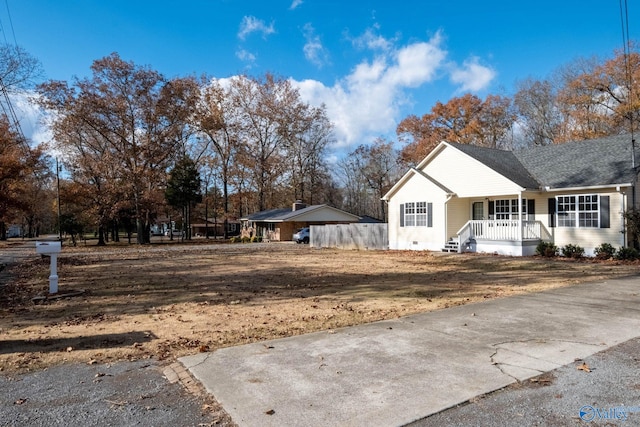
left=472, top=201, right=484, bottom=238
left=472, top=201, right=484, bottom=220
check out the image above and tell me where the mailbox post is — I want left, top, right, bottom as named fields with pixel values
left=35, top=241, right=62, bottom=294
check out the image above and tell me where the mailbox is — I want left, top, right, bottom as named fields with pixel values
left=35, top=241, right=61, bottom=294
left=36, top=241, right=61, bottom=255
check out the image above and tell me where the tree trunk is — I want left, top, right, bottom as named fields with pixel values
left=97, top=224, right=106, bottom=246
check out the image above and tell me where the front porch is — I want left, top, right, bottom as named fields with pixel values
left=445, top=220, right=552, bottom=256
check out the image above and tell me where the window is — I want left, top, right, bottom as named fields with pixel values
left=494, top=199, right=527, bottom=220
left=405, top=202, right=416, bottom=226
left=556, top=195, right=599, bottom=228
left=416, top=202, right=427, bottom=226
left=401, top=202, right=432, bottom=227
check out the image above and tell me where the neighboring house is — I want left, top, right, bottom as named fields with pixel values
left=191, top=219, right=241, bottom=237
left=241, top=201, right=361, bottom=242
left=382, top=134, right=640, bottom=256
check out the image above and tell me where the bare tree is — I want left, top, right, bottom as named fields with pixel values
left=37, top=53, right=198, bottom=244
left=514, top=78, right=564, bottom=146
left=283, top=103, right=334, bottom=204
left=192, top=77, right=242, bottom=237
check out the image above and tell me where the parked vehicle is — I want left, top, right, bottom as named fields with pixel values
left=293, top=227, right=310, bottom=244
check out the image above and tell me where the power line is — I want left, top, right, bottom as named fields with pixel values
left=0, top=0, right=26, bottom=146
left=3, top=0, right=17, bottom=46
left=620, top=0, right=636, bottom=168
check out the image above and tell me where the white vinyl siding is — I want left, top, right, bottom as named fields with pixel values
left=387, top=169, right=448, bottom=251
left=420, top=145, right=523, bottom=197
left=551, top=191, right=624, bottom=256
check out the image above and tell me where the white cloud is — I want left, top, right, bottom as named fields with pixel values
left=237, top=16, right=275, bottom=40
left=290, top=31, right=498, bottom=151
left=8, top=91, right=52, bottom=146
left=292, top=33, right=449, bottom=149
left=450, top=57, right=496, bottom=92
left=351, top=25, right=395, bottom=52
left=235, top=49, right=256, bottom=63
left=302, top=23, right=330, bottom=68
left=289, top=0, right=303, bottom=10
left=385, top=40, right=446, bottom=87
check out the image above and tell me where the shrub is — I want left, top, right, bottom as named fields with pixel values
left=594, top=243, right=616, bottom=260
left=241, top=236, right=251, bottom=243
left=561, top=244, right=584, bottom=259
left=250, top=236, right=262, bottom=243
left=229, top=236, right=241, bottom=243
left=536, top=241, right=558, bottom=257
left=615, top=246, right=640, bottom=261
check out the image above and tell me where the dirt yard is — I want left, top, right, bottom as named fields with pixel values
left=1, top=241, right=638, bottom=374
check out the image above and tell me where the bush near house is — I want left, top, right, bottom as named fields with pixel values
left=594, top=243, right=616, bottom=260
left=561, top=244, right=584, bottom=259
left=615, top=246, right=640, bottom=261
left=536, top=241, right=558, bottom=257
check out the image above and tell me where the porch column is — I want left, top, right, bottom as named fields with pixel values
left=518, top=192, right=523, bottom=241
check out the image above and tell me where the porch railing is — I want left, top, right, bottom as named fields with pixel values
left=457, top=220, right=551, bottom=243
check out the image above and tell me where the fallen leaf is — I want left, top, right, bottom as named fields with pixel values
left=198, top=345, right=210, bottom=352
left=577, top=362, right=591, bottom=372
left=88, top=359, right=98, bottom=365
left=265, top=409, right=275, bottom=415
left=14, top=398, right=27, bottom=405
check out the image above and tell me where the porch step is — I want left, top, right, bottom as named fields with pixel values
left=441, top=239, right=459, bottom=253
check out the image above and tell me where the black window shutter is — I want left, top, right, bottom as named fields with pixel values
left=488, top=201, right=494, bottom=217
left=600, top=196, right=610, bottom=228
left=427, top=202, right=433, bottom=227
left=527, top=199, right=535, bottom=220
left=400, top=204, right=405, bottom=227
left=548, top=198, right=556, bottom=228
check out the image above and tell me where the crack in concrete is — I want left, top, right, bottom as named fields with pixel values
left=487, top=338, right=603, bottom=382
left=181, top=351, right=213, bottom=370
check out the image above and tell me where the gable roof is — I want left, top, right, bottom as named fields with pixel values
left=382, top=166, right=453, bottom=201
left=514, top=134, right=639, bottom=189
left=450, top=134, right=639, bottom=190
left=448, top=142, right=541, bottom=189
left=243, top=204, right=360, bottom=222
left=386, top=134, right=639, bottom=200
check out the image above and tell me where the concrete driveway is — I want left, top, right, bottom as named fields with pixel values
left=181, top=275, right=640, bottom=427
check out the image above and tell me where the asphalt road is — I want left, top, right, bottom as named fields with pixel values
left=0, top=360, right=227, bottom=427
left=409, top=337, right=640, bottom=426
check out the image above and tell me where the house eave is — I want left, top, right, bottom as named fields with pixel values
left=543, top=183, right=633, bottom=193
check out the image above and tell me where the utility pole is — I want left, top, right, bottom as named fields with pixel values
left=57, top=157, right=62, bottom=242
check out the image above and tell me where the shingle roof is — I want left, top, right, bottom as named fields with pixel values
left=245, top=208, right=292, bottom=221
left=449, top=134, right=639, bottom=190
left=244, top=204, right=359, bottom=222
left=514, top=134, right=639, bottom=188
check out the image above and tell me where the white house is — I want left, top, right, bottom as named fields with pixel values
left=382, top=134, right=640, bottom=256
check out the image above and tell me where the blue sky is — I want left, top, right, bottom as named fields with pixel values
left=3, top=0, right=638, bottom=156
